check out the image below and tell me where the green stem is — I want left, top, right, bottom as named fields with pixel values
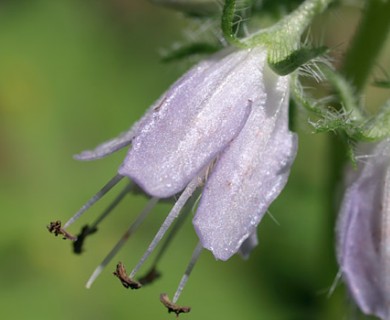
left=245, top=0, right=333, bottom=57
left=271, top=0, right=333, bottom=42
left=329, top=0, right=390, bottom=213
left=222, top=0, right=334, bottom=51
left=221, top=0, right=246, bottom=48
left=342, top=0, right=390, bottom=93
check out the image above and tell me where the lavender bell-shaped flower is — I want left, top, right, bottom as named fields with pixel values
left=337, top=138, right=390, bottom=320
left=49, top=45, right=297, bottom=312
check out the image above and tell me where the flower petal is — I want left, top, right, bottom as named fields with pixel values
left=119, top=48, right=268, bottom=198
left=74, top=126, right=139, bottom=161
left=337, top=139, right=390, bottom=319
left=74, top=56, right=217, bottom=161
left=193, top=70, right=297, bottom=261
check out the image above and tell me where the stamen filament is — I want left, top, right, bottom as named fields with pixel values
left=63, top=174, right=124, bottom=229
left=152, top=202, right=191, bottom=267
left=85, top=196, right=158, bottom=289
left=172, top=242, right=203, bottom=303
left=129, top=176, right=200, bottom=279
left=73, top=182, right=134, bottom=254
left=138, top=193, right=197, bottom=285
left=89, top=182, right=134, bottom=231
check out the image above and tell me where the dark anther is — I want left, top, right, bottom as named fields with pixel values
left=160, top=293, right=191, bottom=317
left=47, top=220, right=77, bottom=241
left=138, top=266, right=161, bottom=286
left=73, top=225, right=98, bottom=254
left=113, top=262, right=142, bottom=289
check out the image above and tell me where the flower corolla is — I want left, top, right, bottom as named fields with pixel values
left=50, top=46, right=297, bottom=311
left=77, top=46, right=297, bottom=260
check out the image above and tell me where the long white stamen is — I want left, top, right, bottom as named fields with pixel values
left=63, top=174, right=124, bottom=229
left=129, top=176, right=200, bottom=279
left=85, top=197, right=158, bottom=289
left=172, top=242, right=203, bottom=303
left=151, top=198, right=193, bottom=268
left=89, top=182, right=134, bottom=231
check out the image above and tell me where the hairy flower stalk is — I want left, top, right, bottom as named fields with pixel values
left=48, top=45, right=297, bottom=313
left=337, top=138, right=390, bottom=320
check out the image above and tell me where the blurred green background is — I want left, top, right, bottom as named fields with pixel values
left=0, top=1, right=388, bottom=319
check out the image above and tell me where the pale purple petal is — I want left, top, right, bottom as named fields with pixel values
left=74, top=126, right=139, bottom=161
left=193, top=70, right=297, bottom=261
left=337, top=139, right=390, bottom=319
left=119, top=48, right=268, bottom=198
left=74, top=56, right=216, bottom=161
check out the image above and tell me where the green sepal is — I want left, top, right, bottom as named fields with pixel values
left=269, top=46, right=328, bottom=76
left=296, top=64, right=390, bottom=141
left=291, top=68, right=365, bottom=140
left=360, top=100, right=390, bottom=140
left=291, top=72, right=323, bottom=114
left=310, top=107, right=361, bottom=137
left=323, top=67, right=363, bottom=121
left=344, top=135, right=358, bottom=168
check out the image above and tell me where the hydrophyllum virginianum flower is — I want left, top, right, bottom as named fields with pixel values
left=337, top=138, right=390, bottom=320
left=48, top=45, right=297, bottom=314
